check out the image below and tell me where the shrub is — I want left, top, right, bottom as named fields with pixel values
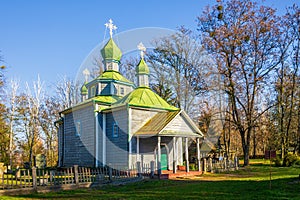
left=273, top=156, right=282, bottom=167
left=189, top=163, right=197, bottom=171
left=283, top=154, right=299, bottom=167
left=292, top=160, right=300, bottom=168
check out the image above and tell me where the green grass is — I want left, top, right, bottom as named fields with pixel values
left=1, top=160, right=300, bottom=200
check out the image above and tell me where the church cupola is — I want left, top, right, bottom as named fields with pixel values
left=100, top=19, right=122, bottom=72
left=81, top=68, right=90, bottom=102
left=136, top=42, right=149, bottom=87
left=81, top=82, right=88, bottom=101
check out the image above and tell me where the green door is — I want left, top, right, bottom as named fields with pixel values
left=161, top=146, right=168, bottom=170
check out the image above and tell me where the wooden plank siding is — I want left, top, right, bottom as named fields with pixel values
left=63, top=105, right=96, bottom=167
left=131, top=108, right=158, bottom=134
left=96, top=113, right=103, bottom=167
left=105, top=108, right=129, bottom=168
left=161, top=113, right=197, bottom=136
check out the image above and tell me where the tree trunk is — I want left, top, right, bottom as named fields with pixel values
left=252, top=130, right=256, bottom=159
left=243, top=146, right=250, bottom=166
left=240, top=130, right=250, bottom=166
left=298, top=105, right=300, bottom=154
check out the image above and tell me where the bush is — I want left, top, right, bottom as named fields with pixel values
left=283, top=154, right=299, bottom=167
left=292, top=160, right=300, bottom=168
left=189, top=163, right=197, bottom=171
left=273, top=156, right=282, bottom=167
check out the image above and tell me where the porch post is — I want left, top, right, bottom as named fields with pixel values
left=197, top=137, right=201, bottom=171
left=157, top=136, right=161, bottom=177
left=102, top=113, right=106, bottom=166
left=137, top=136, right=140, bottom=162
left=173, top=137, right=177, bottom=174
left=185, top=137, right=189, bottom=172
left=95, top=105, right=99, bottom=167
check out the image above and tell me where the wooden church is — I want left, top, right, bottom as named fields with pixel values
left=56, top=19, right=203, bottom=172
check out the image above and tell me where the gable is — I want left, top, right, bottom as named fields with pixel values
left=134, top=111, right=180, bottom=136
left=134, top=110, right=203, bottom=138
left=160, top=113, right=201, bottom=137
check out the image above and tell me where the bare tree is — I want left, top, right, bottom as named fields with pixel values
left=120, top=56, right=139, bottom=84
left=90, top=56, right=104, bottom=79
left=25, top=75, right=44, bottom=166
left=40, top=97, right=60, bottom=167
left=147, top=28, right=210, bottom=115
left=0, top=61, right=10, bottom=165
left=273, top=4, right=300, bottom=162
left=6, top=79, right=19, bottom=168
left=197, top=0, right=289, bottom=166
left=55, top=76, right=80, bottom=109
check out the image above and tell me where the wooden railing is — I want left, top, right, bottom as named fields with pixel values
left=0, top=158, right=238, bottom=190
left=203, top=157, right=239, bottom=173
left=0, top=163, right=153, bottom=190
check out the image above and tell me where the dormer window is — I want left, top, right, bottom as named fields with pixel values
left=91, top=86, right=96, bottom=97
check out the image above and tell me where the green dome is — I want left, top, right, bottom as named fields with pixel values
left=114, top=87, right=179, bottom=111
left=81, top=82, right=88, bottom=95
left=101, top=38, right=122, bottom=62
left=136, top=58, right=149, bottom=75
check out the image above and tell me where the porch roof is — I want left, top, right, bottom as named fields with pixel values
left=134, top=110, right=203, bottom=138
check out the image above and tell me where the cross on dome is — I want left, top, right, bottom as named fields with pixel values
left=83, top=68, right=90, bottom=82
left=137, top=42, right=146, bottom=59
left=105, top=19, right=117, bottom=38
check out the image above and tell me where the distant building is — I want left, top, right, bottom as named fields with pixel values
left=56, top=20, right=203, bottom=171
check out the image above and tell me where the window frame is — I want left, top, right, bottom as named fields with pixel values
left=91, top=85, right=96, bottom=97
left=75, top=120, right=81, bottom=136
left=120, top=87, right=125, bottom=95
left=113, top=123, right=119, bottom=138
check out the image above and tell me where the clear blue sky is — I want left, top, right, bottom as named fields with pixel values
left=1, top=0, right=298, bottom=91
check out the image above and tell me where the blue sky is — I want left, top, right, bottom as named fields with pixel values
left=1, top=0, right=299, bottom=91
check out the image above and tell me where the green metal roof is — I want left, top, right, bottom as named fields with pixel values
left=80, top=82, right=88, bottom=95
left=93, top=95, right=121, bottom=104
left=136, top=58, right=149, bottom=75
left=97, top=70, right=134, bottom=85
left=114, top=87, right=179, bottom=111
left=100, top=38, right=122, bottom=62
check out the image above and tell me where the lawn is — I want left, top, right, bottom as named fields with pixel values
left=1, top=160, right=300, bottom=200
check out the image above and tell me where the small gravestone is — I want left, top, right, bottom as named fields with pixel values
left=36, top=154, right=46, bottom=168
left=15, top=168, right=21, bottom=179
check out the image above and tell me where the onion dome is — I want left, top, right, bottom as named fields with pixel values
left=81, top=82, right=88, bottom=95
left=101, top=38, right=122, bottom=63
left=136, top=58, right=150, bottom=75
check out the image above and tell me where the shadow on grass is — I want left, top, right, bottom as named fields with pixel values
left=13, top=176, right=300, bottom=200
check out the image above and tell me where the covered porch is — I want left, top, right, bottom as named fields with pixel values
left=135, top=135, right=202, bottom=177
left=132, top=110, right=204, bottom=177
